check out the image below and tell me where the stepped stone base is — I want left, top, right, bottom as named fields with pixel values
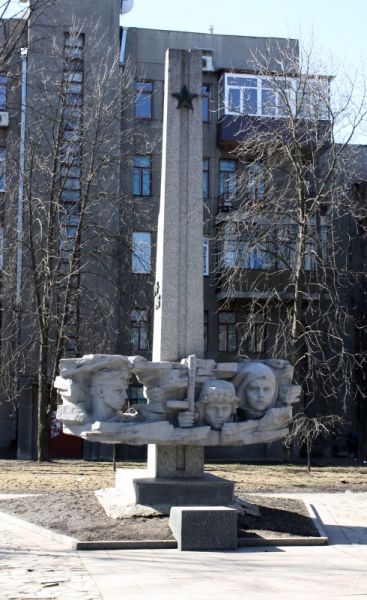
left=96, top=469, right=234, bottom=518
left=116, top=469, right=234, bottom=507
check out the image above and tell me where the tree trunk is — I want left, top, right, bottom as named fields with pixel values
left=37, top=338, right=49, bottom=462
left=306, top=438, right=311, bottom=472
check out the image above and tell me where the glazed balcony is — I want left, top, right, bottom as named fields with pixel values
left=217, top=73, right=331, bottom=148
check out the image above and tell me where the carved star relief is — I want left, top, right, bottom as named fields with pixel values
left=172, top=85, right=198, bottom=110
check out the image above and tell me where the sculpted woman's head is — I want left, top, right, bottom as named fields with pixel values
left=234, top=363, right=277, bottom=419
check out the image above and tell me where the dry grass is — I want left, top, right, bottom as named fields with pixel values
left=0, top=459, right=366, bottom=493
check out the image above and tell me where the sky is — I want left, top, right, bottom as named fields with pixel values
left=4, top=0, right=367, bottom=139
left=121, top=0, right=367, bottom=141
left=121, top=0, right=366, bottom=74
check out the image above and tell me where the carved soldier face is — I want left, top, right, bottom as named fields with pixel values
left=92, top=368, right=128, bottom=411
left=199, top=379, right=238, bottom=430
left=245, top=376, right=275, bottom=413
left=204, top=401, right=233, bottom=430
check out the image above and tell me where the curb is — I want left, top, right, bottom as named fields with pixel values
left=0, top=510, right=78, bottom=549
left=0, top=504, right=328, bottom=551
left=238, top=536, right=328, bottom=547
left=77, top=539, right=177, bottom=550
left=305, top=502, right=329, bottom=541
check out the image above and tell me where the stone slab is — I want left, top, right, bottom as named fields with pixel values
left=114, top=469, right=234, bottom=509
left=169, top=506, right=238, bottom=551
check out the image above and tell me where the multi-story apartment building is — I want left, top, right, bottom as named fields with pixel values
left=0, top=0, right=365, bottom=460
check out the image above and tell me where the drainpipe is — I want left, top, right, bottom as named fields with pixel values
left=16, top=47, right=28, bottom=307
left=15, top=47, right=28, bottom=459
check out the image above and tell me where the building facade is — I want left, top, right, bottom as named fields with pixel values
left=0, top=0, right=365, bottom=460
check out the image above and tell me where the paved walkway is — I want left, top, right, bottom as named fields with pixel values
left=1, top=492, right=367, bottom=599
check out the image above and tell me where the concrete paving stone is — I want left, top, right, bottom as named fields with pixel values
left=3, top=491, right=367, bottom=599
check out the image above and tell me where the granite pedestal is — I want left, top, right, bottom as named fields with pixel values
left=169, top=506, right=238, bottom=551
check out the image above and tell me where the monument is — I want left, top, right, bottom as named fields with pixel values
left=55, top=49, right=300, bottom=549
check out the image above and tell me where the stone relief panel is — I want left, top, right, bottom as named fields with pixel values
left=54, top=354, right=301, bottom=446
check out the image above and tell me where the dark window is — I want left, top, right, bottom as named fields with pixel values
left=0, top=148, right=6, bottom=192
left=132, top=232, right=151, bottom=273
left=133, top=155, right=152, bottom=196
left=130, top=310, right=149, bottom=351
left=128, top=384, right=146, bottom=405
left=219, top=160, right=237, bottom=195
left=248, top=162, right=265, bottom=202
left=204, top=311, right=208, bottom=352
left=0, top=75, right=7, bottom=111
left=202, top=158, right=209, bottom=199
left=61, top=33, right=84, bottom=205
left=135, top=81, right=153, bottom=118
left=247, top=318, right=266, bottom=353
left=201, top=85, right=210, bottom=122
left=203, top=237, right=209, bottom=276
left=218, top=312, right=236, bottom=352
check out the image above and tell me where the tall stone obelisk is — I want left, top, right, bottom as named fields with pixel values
left=149, top=48, right=204, bottom=478
left=153, top=49, right=204, bottom=363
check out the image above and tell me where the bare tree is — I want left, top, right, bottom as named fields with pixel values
left=0, top=21, right=144, bottom=461
left=215, top=42, right=367, bottom=456
left=284, top=413, right=345, bottom=471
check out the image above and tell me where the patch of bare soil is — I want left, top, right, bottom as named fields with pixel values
left=0, top=491, right=319, bottom=541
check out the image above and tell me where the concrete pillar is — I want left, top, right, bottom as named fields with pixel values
left=151, top=48, right=204, bottom=476
left=152, top=48, right=204, bottom=363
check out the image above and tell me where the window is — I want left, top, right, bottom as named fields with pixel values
left=219, top=312, right=236, bottom=352
left=128, top=384, right=146, bottom=405
left=0, top=148, right=5, bottom=192
left=222, top=223, right=271, bottom=270
left=201, top=85, right=210, bottom=122
left=0, top=226, right=3, bottom=269
left=203, top=236, right=209, bottom=276
left=221, top=221, right=327, bottom=272
left=0, top=75, right=7, bottom=111
left=135, top=81, right=153, bottom=118
left=247, top=163, right=265, bottom=202
left=130, top=310, right=149, bottom=352
left=247, top=315, right=266, bottom=353
left=221, top=73, right=292, bottom=118
left=132, top=232, right=151, bottom=273
left=304, top=225, right=328, bottom=271
left=219, top=160, right=237, bottom=207
left=204, top=311, right=208, bottom=352
left=202, top=158, right=209, bottom=199
left=60, top=214, right=80, bottom=251
left=220, top=72, right=329, bottom=120
left=61, top=32, right=84, bottom=204
left=133, top=155, right=151, bottom=196
left=297, top=78, right=329, bottom=120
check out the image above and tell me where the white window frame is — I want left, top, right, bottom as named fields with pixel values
left=220, top=73, right=329, bottom=121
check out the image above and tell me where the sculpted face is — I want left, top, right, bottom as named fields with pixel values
left=93, top=368, right=128, bottom=410
left=204, top=402, right=233, bottom=430
left=245, top=377, right=275, bottom=413
left=199, top=380, right=238, bottom=430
